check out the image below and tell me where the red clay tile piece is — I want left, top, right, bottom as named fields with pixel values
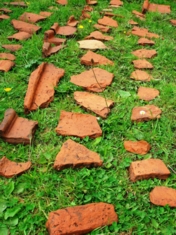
left=132, top=27, right=159, bottom=38
left=4, top=2, right=27, bottom=7
left=55, top=111, right=102, bottom=139
left=84, top=5, right=93, bottom=12
left=56, top=26, right=77, bottom=36
left=70, top=68, right=114, bottom=92
left=0, top=8, right=12, bottom=13
left=8, top=32, right=32, bottom=41
left=19, top=12, right=46, bottom=23
left=98, top=16, right=118, bottom=27
left=67, top=15, right=79, bottom=27
left=2, top=44, right=22, bottom=52
left=78, top=40, right=107, bottom=50
left=54, top=139, right=103, bottom=170
left=44, top=30, right=66, bottom=45
left=24, top=62, right=65, bottom=113
left=46, top=202, right=118, bottom=234
left=133, top=59, right=154, bottom=69
left=80, top=10, right=91, bottom=20
left=86, top=0, right=97, bottom=5
left=42, top=42, right=64, bottom=57
left=39, top=11, right=52, bottom=17
left=56, top=0, right=68, bottom=5
left=132, top=10, right=145, bottom=20
left=150, top=187, right=176, bottom=207
left=142, top=0, right=171, bottom=14
left=132, top=49, right=157, bottom=59
left=170, top=19, right=176, bottom=26
left=0, top=60, right=15, bottom=72
left=138, top=37, right=155, bottom=46
left=80, top=50, right=114, bottom=66
left=85, top=31, right=113, bottom=41
left=74, top=91, right=114, bottom=118
left=11, top=19, right=41, bottom=34
left=0, top=14, right=10, bottom=20
left=137, top=87, right=159, bottom=101
left=124, top=140, right=151, bottom=155
left=0, top=53, right=16, bottom=61
left=93, top=24, right=110, bottom=33
left=129, top=20, right=138, bottom=25
left=129, top=159, right=170, bottom=182
left=110, top=0, right=123, bottom=6
left=130, top=70, right=152, bottom=81
left=0, top=156, right=31, bottom=178
left=131, top=105, right=162, bottom=122
left=0, top=109, right=38, bottom=144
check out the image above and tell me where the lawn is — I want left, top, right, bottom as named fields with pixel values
left=0, top=0, right=176, bottom=234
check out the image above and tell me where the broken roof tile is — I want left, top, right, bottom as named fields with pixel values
left=130, top=70, right=152, bottom=81
left=4, top=2, right=27, bottom=7
left=110, top=0, right=123, bottom=6
left=54, top=139, right=103, bottom=170
left=42, top=42, right=64, bottom=57
left=70, top=68, right=114, bottom=92
left=0, top=53, right=16, bottom=61
left=138, top=37, right=155, bottom=45
left=86, top=0, right=97, bottom=5
left=0, top=8, right=12, bottom=13
left=132, top=59, right=154, bottom=69
left=94, top=24, right=110, bottom=33
left=132, top=10, right=145, bottom=20
left=124, top=140, right=151, bottom=155
left=24, top=62, right=65, bottom=113
left=11, top=19, right=41, bottom=34
left=19, top=12, right=46, bottom=23
left=0, top=60, right=15, bottom=72
left=8, top=31, right=32, bottom=41
left=0, top=14, right=10, bottom=20
left=55, top=111, right=102, bottom=138
left=67, top=15, right=79, bottom=27
left=132, top=49, right=157, bottom=59
left=39, top=11, right=52, bottom=17
left=85, top=31, right=113, bottom=41
left=2, top=44, right=22, bottom=52
left=0, top=109, right=38, bottom=144
left=129, top=19, right=138, bottom=25
left=56, top=0, right=68, bottom=5
left=137, top=87, right=159, bottom=101
left=142, top=0, right=171, bottom=14
left=132, top=26, right=159, bottom=38
left=78, top=40, right=107, bottom=50
left=170, top=19, right=176, bottom=26
left=98, top=16, right=118, bottom=27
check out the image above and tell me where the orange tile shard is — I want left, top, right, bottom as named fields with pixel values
left=132, top=26, right=159, bottom=39
left=0, top=109, right=38, bottom=144
left=150, top=187, right=176, bottom=207
left=0, top=53, right=16, bottom=61
left=0, top=60, right=15, bottom=72
left=80, top=50, right=114, bottom=66
left=2, top=44, right=22, bottom=52
left=98, top=16, right=118, bottom=27
left=8, top=32, right=32, bottom=41
left=124, top=140, right=151, bottom=155
left=142, top=0, right=171, bottom=14
left=11, top=19, right=41, bottom=34
left=74, top=91, right=114, bottom=118
left=137, top=38, right=155, bottom=46
left=132, top=49, right=157, bottom=59
left=67, top=15, right=79, bottom=27
left=42, top=42, right=64, bottom=57
left=170, top=19, right=176, bottom=26
left=85, top=31, right=113, bottom=41
left=93, top=24, right=110, bottom=33
left=55, top=111, right=102, bottom=138
left=0, top=156, right=31, bottom=178
left=129, top=159, right=170, bottom=182
left=70, top=68, right=114, bottom=92
left=0, top=14, right=10, bottom=20
left=130, top=70, right=152, bottom=82
left=46, top=203, right=118, bottom=234
left=131, top=105, right=162, bottom=122
left=132, top=59, right=154, bottom=69
left=54, top=139, right=103, bottom=170
left=24, top=62, right=65, bottom=113
left=4, top=2, right=27, bottom=7
left=56, top=0, right=68, bottom=5
left=137, top=87, right=159, bottom=101
left=50, top=22, right=77, bottom=36
left=19, top=12, right=46, bottom=23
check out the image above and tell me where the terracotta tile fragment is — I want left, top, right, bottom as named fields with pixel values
left=4, top=2, right=27, bottom=7
left=56, top=0, right=68, bottom=5
left=46, top=202, right=118, bottom=234
left=0, top=60, right=15, bottom=72
left=132, top=27, right=159, bottom=38
left=0, top=109, right=38, bottom=144
left=56, top=26, right=77, bottom=36
left=124, top=140, right=151, bottom=155
left=70, top=68, right=114, bottom=92
left=132, top=59, right=154, bottom=69
left=150, top=187, right=176, bottom=207
left=94, top=24, right=110, bottom=33
left=131, top=105, right=162, bottom=122
left=85, top=31, right=113, bottom=41
left=24, top=62, right=65, bottom=112
left=80, top=10, right=91, bottom=20
left=142, top=0, right=171, bottom=14
left=132, top=49, right=157, bottom=59
left=67, top=15, right=79, bottom=27
left=8, top=32, right=32, bottom=41
left=138, top=37, right=155, bottom=46
left=2, top=44, right=22, bottom=52
left=170, top=19, right=176, bottom=26
left=0, top=53, right=16, bottom=61
left=0, top=14, right=10, bottom=20
left=39, top=11, right=52, bottom=17
left=129, top=159, right=170, bottom=182
left=0, top=156, right=31, bottom=178
left=54, top=139, right=103, bottom=170
left=110, top=0, right=123, bottom=6
left=80, top=50, right=114, bottom=66
left=129, top=20, right=138, bottom=25
left=19, top=12, right=46, bottom=23
left=130, top=70, right=152, bottom=81
left=11, top=19, right=41, bottom=34
left=42, top=42, right=64, bottom=57
left=83, top=5, right=93, bottom=12
left=0, top=8, right=12, bottom=13
left=86, top=0, right=97, bottom=5
left=44, top=29, right=66, bottom=45
left=98, top=16, right=118, bottom=27
left=74, top=91, right=114, bottom=118
left=132, top=10, right=145, bottom=20
left=55, top=111, right=102, bottom=139
left=137, top=87, right=159, bottom=101
left=78, top=40, right=107, bottom=50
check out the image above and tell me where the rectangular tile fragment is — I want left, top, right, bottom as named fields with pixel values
left=54, top=139, right=103, bottom=170
left=0, top=109, right=38, bottom=144
left=46, top=203, right=118, bottom=235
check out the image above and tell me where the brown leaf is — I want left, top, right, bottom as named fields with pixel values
left=70, top=68, right=114, bottom=92
left=0, top=156, right=31, bottom=178
left=137, top=87, right=159, bottom=101
left=85, top=31, right=113, bottom=41
left=98, top=16, right=118, bottom=27
left=55, top=111, right=102, bottom=138
left=130, top=70, right=152, bottom=81
left=132, top=59, right=154, bottom=69
left=78, top=40, right=107, bottom=49
left=0, top=60, right=15, bottom=72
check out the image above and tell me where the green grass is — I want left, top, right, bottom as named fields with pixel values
left=0, top=0, right=176, bottom=234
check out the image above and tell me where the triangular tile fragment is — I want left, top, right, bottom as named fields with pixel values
left=54, top=139, right=103, bottom=170
left=55, top=111, right=102, bottom=138
left=170, top=19, right=176, bottom=26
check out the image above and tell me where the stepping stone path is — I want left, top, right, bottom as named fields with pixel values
left=0, top=0, right=175, bottom=233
